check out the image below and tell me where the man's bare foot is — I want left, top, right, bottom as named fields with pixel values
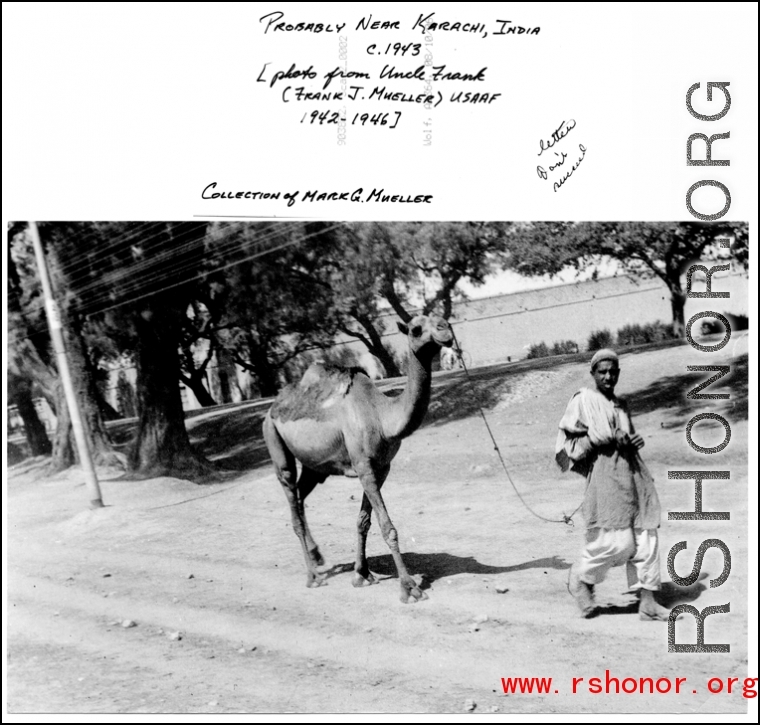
left=567, top=566, right=596, bottom=618
left=638, top=589, right=671, bottom=621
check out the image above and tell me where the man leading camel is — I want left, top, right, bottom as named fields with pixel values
left=556, top=348, right=671, bottom=621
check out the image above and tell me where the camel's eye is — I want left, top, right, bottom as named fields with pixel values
left=411, top=325, right=423, bottom=337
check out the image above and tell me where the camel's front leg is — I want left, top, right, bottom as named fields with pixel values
left=358, top=467, right=427, bottom=603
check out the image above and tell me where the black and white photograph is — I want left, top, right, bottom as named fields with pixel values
left=3, top=3, right=757, bottom=721
left=5, top=220, right=752, bottom=715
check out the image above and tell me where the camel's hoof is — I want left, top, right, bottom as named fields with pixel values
left=400, top=587, right=428, bottom=604
left=306, top=572, right=328, bottom=588
left=352, top=572, right=377, bottom=588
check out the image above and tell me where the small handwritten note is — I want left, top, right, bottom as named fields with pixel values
left=536, top=120, right=587, bottom=192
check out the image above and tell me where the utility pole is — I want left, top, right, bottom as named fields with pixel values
left=29, top=222, right=104, bottom=508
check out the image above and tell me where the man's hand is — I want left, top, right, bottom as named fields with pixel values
left=615, top=429, right=631, bottom=449
left=616, top=429, right=645, bottom=451
left=629, top=433, right=645, bottom=450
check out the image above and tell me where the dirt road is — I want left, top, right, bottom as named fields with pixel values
left=6, top=338, right=751, bottom=714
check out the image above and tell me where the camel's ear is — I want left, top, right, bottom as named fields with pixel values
left=397, top=321, right=409, bottom=336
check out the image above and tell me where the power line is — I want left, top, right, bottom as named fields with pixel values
left=31, top=221, right=161, bottom=283
left=7, top=221, right=320, bottom=351
left=57, top=219, right=311, bottom=293
left=55, top=222, right=223, bottom=295
left=54, top=221, right=181, bottom=279
left=13, top=220, right=317, bottom=317
left=76, top=220, right=311, bottom=314
left=85, top=221, right=346, bottom=317
left=20, top=221, right=215, bottom=298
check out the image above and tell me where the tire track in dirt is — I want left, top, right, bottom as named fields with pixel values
left=7, top=570, right=522, bottom=695
left=9, top=562, right=725, bottom=714
left=6, top=571, right=512, bottom=713
left=7, top=599, right=425, bottom=713
left=10, top=466, right=747, bottom=715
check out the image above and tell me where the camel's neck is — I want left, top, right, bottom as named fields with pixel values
left=383, top=347, right=433, bottom=440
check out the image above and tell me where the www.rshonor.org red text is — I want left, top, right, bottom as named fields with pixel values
left=500, top=672, right=757, bottom=697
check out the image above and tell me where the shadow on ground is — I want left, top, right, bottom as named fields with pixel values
left=626, top=353, right=747, bottom=427
left=189, top=407, right=271, bottom=471
left=332, top=552, right=571, bottom=588
left=14, top=345, right=745, bottom=480
left=414, top=339, right=690, bottom=428
left=419, top=355, right=580, bottom=428
left=594, top=578, right=707, bottom=618
left=657, top=579, right=708, bottom=606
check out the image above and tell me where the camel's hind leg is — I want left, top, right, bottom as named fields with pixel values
left=352, top=492, right=378, bottom=587
left=296, top=466, right=328, bottom=574
left=264, top=415, right=327, bottom=588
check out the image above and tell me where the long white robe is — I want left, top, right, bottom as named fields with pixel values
left=555, top=387, right=661, bottom=530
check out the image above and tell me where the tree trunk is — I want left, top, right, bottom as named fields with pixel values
left=98, top=396, right=123, bottom=421
left=212, top=346, right=236, bottom=403
left=181, top=373, right=218, bottom=407
left=9, top=374, right=52, bottom=456
left=42, top=239, right=122, bottom=470
left=251, top=354, right=280, bottom=398
left=129, top=302, right=215, bottom=480
left=355, top=314, right=402, bottom=377
left=247, top=333, right=280, bottom=398
left=180, top=335, right=218, bottom=407
left=8, top=335, right=58, bottom=411
left=8, top=240, right=58, bottom=410
left=116, top=372, right=137, bottom=418
left=92, top=378, right=122, bottom=421
left=49, top=338, right=121, bottom=470
left=66, top=315, right=123, bottom=466
left=51, top=380, right=75, bottom=470
left=669, top=285, right=687, bottom=338
left=382, top=282, right=413, bottom=323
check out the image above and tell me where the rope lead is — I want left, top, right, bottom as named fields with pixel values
left=449, top=327, right=582, bottom=527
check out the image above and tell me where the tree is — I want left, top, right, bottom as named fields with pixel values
left=505, top=221, right=748, bottom=337
left=16, top=222, right=216, bottom=479
left=7, top=229, right=58, bottom=409
left=128, top=289, right=211, bottom=477
left=14, top=224, right=127, bottom=470
left=311, top=222, right=512, bottom=375
left=387, top=222, right=511, bottom=319
left=116, top=370, right=137, bottom=418
left=203, top=222, right=343, bottom=396
left=8, top=372, right=52, bottom=457
left=92, top=222, right=216, bottom=478
left=9, top=228, right=73, bottom=467
left=84, top=317, right=128, bottom=421
left=313, top=222, right=407, bottom=377
left=178, top=301, right=218, bottom=407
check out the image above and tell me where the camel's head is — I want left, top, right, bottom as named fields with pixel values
left=397, top=314, right=454, bottom=357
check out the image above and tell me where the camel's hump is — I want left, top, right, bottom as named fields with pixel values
left=299, top=362, right=369, bottom=387
left=270, top=363, right=370, bottom=422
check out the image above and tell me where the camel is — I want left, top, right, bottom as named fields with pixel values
left=263, top=314, right=454, bottom=603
